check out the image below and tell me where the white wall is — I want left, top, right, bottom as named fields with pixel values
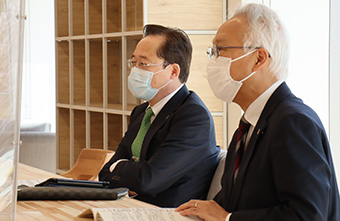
left=227, top=0, right=329, bottom=137
left=227, top=0, right=339, bottom=185
left=329, top=0, right=340, bottom=185
left=22, top=0, right=55, bottom=131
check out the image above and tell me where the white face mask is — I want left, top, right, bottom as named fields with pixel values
left=128, top=66, right=172, bottom=101
left=207, top=50, right=257, bottom=103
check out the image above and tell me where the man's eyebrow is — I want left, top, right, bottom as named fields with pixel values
left=139, top=55, right=149, bottom=61
left=213, top=34, right=230, bottom=46
left=213, top=38, right=223, bottom=46
left=131, top=54, right=151, bottom=62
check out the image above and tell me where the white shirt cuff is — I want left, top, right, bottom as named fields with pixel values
left=109, top=159, right=128, bottom=172
left=225, top=213, right=232, bottom=221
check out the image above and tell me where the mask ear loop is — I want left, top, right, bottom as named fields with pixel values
left=157, top=79, right=173, bottom=90
left=231, top=49, right=258, bottom=83
left=231, top=49, right=257, bottom=63
left=153, top=63, right=171, bottom=75
left=154, top=64, right=173, bottom=90
left=239, top=71, right=256, bottom=83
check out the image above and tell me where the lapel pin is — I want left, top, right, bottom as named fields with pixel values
left=257, top=129, right=264, bottom=135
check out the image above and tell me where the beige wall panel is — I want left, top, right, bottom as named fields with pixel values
left=213, top=116, right=224, bottom=149
left=228, top=0, right=242, bottom=18
left=147, top=0, right=223, bottom=30
left=186, top=35, right=223, bottom=112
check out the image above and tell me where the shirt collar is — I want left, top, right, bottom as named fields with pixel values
left=148, top=84, right=184, bottom=118
left=244, top=80, right=284, bottom=127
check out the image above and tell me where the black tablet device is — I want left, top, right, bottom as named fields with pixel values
left=35, top=178, right=110, bottom=189
left=17, top=186, right=128, bottom=200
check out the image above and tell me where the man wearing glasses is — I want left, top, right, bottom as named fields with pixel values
left=176, top=3, right=340, bottom=221
left=99, top=24, right=220, bottom=207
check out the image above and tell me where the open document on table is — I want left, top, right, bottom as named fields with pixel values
left=78, top=207, right=202, bottom=221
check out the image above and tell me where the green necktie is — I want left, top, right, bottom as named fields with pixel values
left=131, top=108, right=154, bottom=161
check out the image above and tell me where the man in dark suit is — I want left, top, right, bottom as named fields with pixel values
left=176, top=3, right=340, bottom=220
left=99, top=24, right=220, bottom=207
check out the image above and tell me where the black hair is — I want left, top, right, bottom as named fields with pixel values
left=143, top=24, right=192, bottom=83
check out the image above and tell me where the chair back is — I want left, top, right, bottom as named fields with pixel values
left=207, top=149, right=227, bottom=200
left=61, top=148, right=114, bottom=181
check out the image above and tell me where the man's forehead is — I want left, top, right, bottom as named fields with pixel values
left=133, top=35, right=164, bottom=60
left=213, top=15, right=247, bottom=45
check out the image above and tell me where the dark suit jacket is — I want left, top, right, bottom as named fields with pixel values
left=99, top=85, right=220, bottom=207
left=215, top=82, right=340, bottom=221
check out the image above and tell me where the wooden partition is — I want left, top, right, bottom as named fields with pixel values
left=58, top=108, right=70, bottom=169
left=56, top=0, right=68, bottom=37
left=88, top=0, right=102, bottom=35
left=89, top=39, right=103, bottom=108
left=55, top=0, right=227, bottom=170
left=72, top=0, right=84, bottom=36
left=73, top=40, right=86, bottom=105
left=107, top=1, right=122, bottom=33
left=55, top=0, right=143, bottom=170
left=57, top=41, right=69, bottom=104
left=107, top=37, right=122, bottom=109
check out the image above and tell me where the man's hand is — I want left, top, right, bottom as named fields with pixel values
left=175, top=200, right=229, bottom=221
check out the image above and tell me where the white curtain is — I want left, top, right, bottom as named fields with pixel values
left=0, top=0, right=25, bottom=219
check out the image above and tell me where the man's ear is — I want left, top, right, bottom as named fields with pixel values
left=253, top=48, right=269, bottom=72
left=170, top=63, right=181, bottom=79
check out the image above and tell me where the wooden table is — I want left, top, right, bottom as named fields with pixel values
left=16, top=164, right=156, bottom=221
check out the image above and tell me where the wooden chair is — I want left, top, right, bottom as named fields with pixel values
left=61, top=148, right=114, bottom=181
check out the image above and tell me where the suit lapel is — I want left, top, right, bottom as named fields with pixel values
left=227, top=82, right=292, bottom=210
left=227, top=121, right=268, bottom=210
left=139, top=85, right=190, bottom=161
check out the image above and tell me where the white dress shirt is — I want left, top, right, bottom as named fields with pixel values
left=244, top=80, right=283, bottom=147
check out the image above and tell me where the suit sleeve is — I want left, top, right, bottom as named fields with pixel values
left=99, top=106, right=140, bottom=180
left=100, top=102, right=215, bottom=196
left=231, top=114, right=332, bottom=221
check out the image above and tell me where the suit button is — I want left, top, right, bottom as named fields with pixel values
left=112, top=176, right=121, bottom=181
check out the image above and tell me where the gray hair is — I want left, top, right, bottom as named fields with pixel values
left=233, top=3, right=289, bottom=80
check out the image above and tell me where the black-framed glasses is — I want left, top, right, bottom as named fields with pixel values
left=207, top=45, right=261, bottom=60
left=127, top=59, right=170, bottom=70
